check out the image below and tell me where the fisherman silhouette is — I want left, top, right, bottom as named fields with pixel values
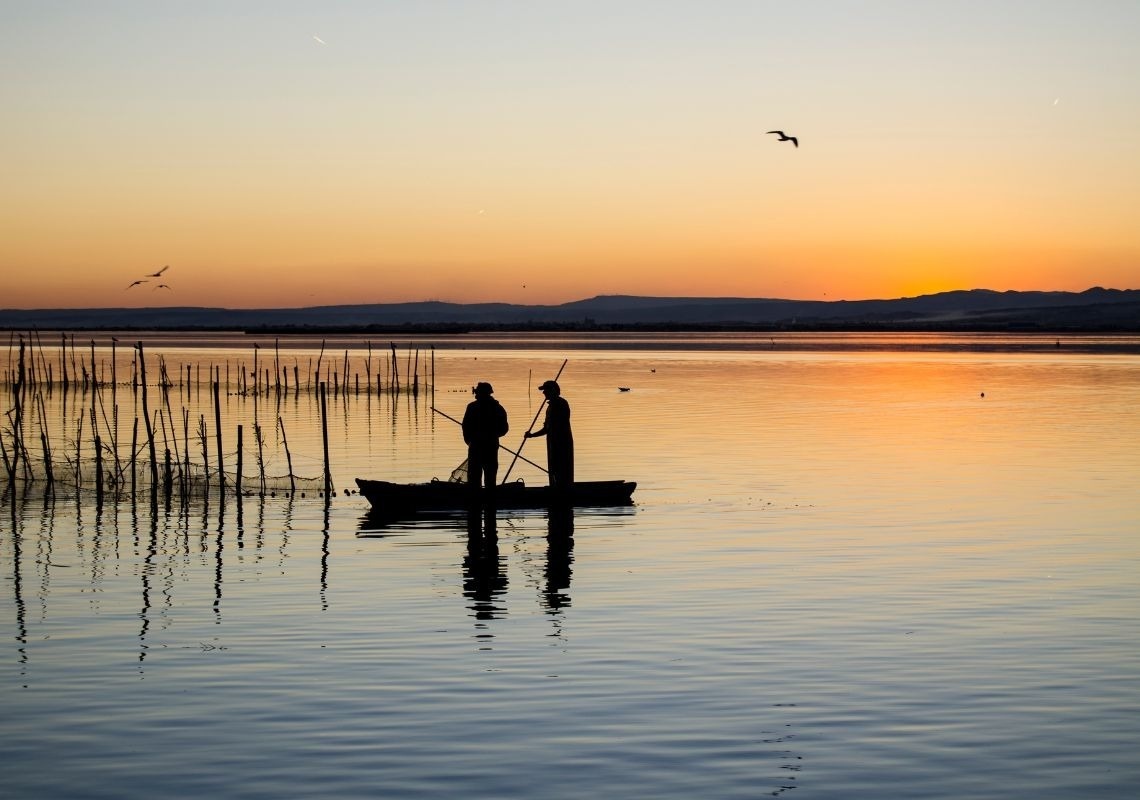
left=462, top=382, right=509, bottom=503
left=525, top=380, right=574, bottom=490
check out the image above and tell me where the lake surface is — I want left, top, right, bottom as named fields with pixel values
left=3, top=333, right=1139, bottom=799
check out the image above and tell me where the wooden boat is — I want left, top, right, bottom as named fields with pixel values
left=355, top=477, right=636, bottom=515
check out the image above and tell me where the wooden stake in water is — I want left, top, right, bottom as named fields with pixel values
left=5, top=340, right=25, bottom=485
left=37, top=393, right=54, bottom=494
left=137, top=342, right=159, bottom=496
left=213, top=380, right=225, bottom=493
left=197, top=414, right=209, bottom=499
left=236, top=424, right=243, bottom=497
left=320, top=382, right=332, bottom=496
left=278, top=416, right=296, bottom=495
left=390, top=343, right=399, bottom=393
left=95, top=434, right=104, bottom=506
left=255, top=422, right=266, bottom=495
left=61, top=333, right=69, bottom=391
left=130, top=417, right=138, bottom=497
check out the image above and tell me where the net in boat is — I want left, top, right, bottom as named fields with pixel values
left=448, top=458, right=468, bottom=483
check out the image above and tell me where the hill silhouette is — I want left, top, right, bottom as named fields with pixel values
left=2, top=288, right=1137, bottom=332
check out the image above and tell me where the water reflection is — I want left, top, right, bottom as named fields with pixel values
left=463, top=509, right=508, bottom=634
left=1, top=490, right=342, bottom=680
left=542, top=507, right=574, bottom=614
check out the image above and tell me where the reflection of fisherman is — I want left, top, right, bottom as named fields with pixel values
left=462, top=382, right=509, bottom=496
left=543, top=507, right=574, bottom=613
left=524, top=380, right=574, bottom=488
left=464, top=510, right=507, bottom=622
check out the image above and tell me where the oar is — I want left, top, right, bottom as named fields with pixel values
left=501, top=358, right=567, bottom=484
left=430, top=406, right=548, bottom=474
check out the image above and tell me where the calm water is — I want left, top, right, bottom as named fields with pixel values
left=3, top=333, right=1139, bottom=799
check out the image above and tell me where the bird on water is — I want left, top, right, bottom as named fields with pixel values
left=767, top=130, right=798, bottom=147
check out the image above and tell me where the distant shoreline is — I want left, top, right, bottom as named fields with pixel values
left=3, top=288, right=1138, bottom=333
left=4, top=321, right=1139, bottom=334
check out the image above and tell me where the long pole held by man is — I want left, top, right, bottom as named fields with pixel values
left=502, top=359, right=567, bottom=484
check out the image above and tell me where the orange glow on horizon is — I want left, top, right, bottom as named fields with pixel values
left=3, top=4, right=1139, bottom=310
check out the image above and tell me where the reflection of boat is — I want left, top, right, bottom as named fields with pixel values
left=355, top=478, right=636, bottom=515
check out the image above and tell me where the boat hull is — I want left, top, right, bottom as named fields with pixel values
left=355, top=478, right=636, bottom=514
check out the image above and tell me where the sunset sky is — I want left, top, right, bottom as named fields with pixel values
left=3, top=1, right=1139, bottom=310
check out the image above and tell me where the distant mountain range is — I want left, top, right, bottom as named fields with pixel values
left=2, top=288, right=1138, bottom=332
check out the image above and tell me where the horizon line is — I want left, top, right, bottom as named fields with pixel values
left=3, top=286, right=1135, bottom=314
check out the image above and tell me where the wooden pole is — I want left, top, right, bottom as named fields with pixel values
left=137, top=342, right=159, bottom=496
left=61, top=333, right=69, bottom=391
left=198, top=414, right=209, bottom=499
left=255, top=422, right=266, bottom=494
left=278, top=416, right=296, bottom=495
left=213, top=380, right=225, bottom=493
left=390, top=343, right=399, bottom=394
left=130, top=416, right=138, bottom=497
left=320, top=382, right=332, bottom=496
left=95, top=435, right=104, bottom=505
left=235, top=424, right=243, bottom=496
left=182, top=408, right=191, bottom=498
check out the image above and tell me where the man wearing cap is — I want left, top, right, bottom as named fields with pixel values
left=525, top=380, right=574, bottom=490
left=462, top=382, right=510, bottom=499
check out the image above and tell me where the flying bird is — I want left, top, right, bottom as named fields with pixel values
left=313, top=35, right=326, bottom=45
left=153, top=284, right=172, bottom=291
left=147, top=265, right=170, bottom=278
left=767, top=130, right=798, bottom=147
left=126, top=280, right=147, bottom=289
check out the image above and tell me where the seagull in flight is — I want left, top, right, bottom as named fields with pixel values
left=147, top=265, right=170, bottom=278
left=153, top=284, right=172, bottom=291
left=767, top=130, right=798, bottom=147
left=126, top=279, right=147, bottom=289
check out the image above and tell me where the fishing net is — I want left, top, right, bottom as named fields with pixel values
left=448, top=458, right=468, bottom=483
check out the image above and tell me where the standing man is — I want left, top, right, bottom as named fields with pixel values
left=462, top=382, right=509, bottom=499
left=525, top=380, right=574, bottom=489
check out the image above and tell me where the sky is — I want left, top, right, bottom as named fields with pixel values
left=2, top=1, right=1139, bottom=310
